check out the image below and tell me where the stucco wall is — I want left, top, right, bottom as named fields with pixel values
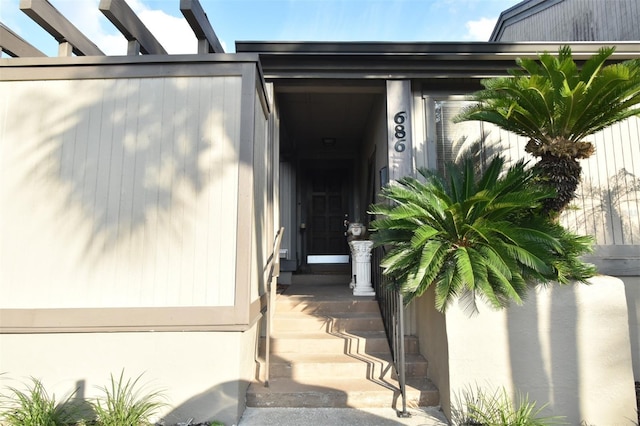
left=414, top=287, right=450, bottom=418
left=0, top=326, right=259, bottom=425
left=416, top=276, right=636, bottom=424
left=622, top=276, right=640, bottom=380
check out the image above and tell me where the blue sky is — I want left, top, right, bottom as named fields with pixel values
left=1, top=0, right=521, bottom=56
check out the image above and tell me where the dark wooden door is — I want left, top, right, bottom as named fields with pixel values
left=307, top=168, right=349, bottom=255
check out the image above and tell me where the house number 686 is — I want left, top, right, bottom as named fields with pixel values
left=393, top=111, right=407, bottom=152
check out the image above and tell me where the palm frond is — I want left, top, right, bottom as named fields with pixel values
left=403, top=241, right=449, bottom=296
left=410, top=224, right=440, bottom=248
left=453, top=247, right=475, bottom=290
left=453, top=46, right=640, bottom=215
left=369, top=154, right=596, bottom=312
left=434, top=263, right=463, bottom=312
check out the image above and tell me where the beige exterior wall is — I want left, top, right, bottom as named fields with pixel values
left=0, top=326, right=259, bottom=425
left=622, top=276, right=640, bottom=379
left=250, top=87, right=272, bottom=302
left=1, top=56, right=273, bottom=423
left=414, top=287, right=450, bottom=417
left=495, top=0, right=640, bottom=41
left=0, top=76, right=241, bottom=309
left=416, top=276, right=636, bottom=424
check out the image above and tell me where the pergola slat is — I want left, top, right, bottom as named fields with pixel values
left=19, top=0, right=104, bottom=56
left=0, top=23, right=46, bottom=57
left=99, top=0, right=167, bottom=55
left=180, top=0, right=224, bottom=54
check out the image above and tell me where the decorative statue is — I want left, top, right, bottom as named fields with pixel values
left=346, top=222, right=368, bottom=242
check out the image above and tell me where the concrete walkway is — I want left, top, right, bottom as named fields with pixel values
left=237, top=406, right=449, bottom=425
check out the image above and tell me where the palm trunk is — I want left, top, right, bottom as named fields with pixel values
left=533, top=154, right=582, bottom=216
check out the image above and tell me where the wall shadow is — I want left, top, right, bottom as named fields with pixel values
left=160, top=378, right=432, bottom=426
left=2, top=68, right=268, bottom=309
left=159, top=380, right=250, bottom=426
left=6, top=74, right=239, bottom=265
left=571, top=168, right=640, bottom=244
left=507, top=285, right=581, bottom=420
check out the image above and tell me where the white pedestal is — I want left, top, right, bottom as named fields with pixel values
left=349, top=260, right=356, bottom=289
left=349, top=240, right=375, bottom=296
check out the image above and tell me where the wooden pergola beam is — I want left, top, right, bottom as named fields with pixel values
left=99, top=0, right=167, bottom=55
left=19, top=0, right=104, bottom=56
left=0, top=23, right=46, bottom=57
left=180, top=0, right=224, bottom=54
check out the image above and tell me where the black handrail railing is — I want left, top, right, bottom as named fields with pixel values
left=261, top=227, right=284, bottom=387
left=372, top=245, right=410, bottom=417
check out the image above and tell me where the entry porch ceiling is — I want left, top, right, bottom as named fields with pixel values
left=275, top=82, right=384, bottom=157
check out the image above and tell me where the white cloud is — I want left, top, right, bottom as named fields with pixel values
left=46, top=0, right=197, bottom=55
left=464, top=17, right=498, bottom=41
left=137, top=10, right=197, bottom=54
left=46, top=0, right=125, bottom=55
left=128, top=0, right=197, bottom=54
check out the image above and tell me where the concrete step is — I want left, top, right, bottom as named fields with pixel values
left=268, top=331, right=389, bottom=354
left=274, top=312, right=384, bottom=333
left=246, top=377, right=439, bottom=408
left=266, top=332, right=420, bottom=354
left=268, top=352, right=429, bottom=380
left=253, top=281, right=440, bottom=410
left=276, top=298, right=380, bottom=314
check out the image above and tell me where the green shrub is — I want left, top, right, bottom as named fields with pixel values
left=91, top=370, right=166, bottom=426
left=451, top=386, right=566, bottom=426
left=0, top=377, right=80, bottom=426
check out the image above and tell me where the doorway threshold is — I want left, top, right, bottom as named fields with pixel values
left=307, top=255, right=349, bottom=264
left=300, top=263, right=351, bottom=276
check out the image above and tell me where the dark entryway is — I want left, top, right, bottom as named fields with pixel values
left=273, top=82, right=385, bottom=272
left=306, top=166, right=350, bottom=257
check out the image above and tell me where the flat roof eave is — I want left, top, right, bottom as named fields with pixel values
left=236, top=40, right=640, bottom=57
left=235, top=41, right=640, bottom=80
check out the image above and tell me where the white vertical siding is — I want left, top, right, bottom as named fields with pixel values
left=419, top=97, right=640, bottom=247
left=568, top=118, right=640, bottom=245
left=424, top=99, right=530, bottom=174
left=0, top=76, right=242, bottom=308
left=251, top=89, right=270, bottom=302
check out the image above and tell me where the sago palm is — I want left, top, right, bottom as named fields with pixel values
left=369, top=156, right=596, bottom=312
left=454, top=46, right=640, bottom=216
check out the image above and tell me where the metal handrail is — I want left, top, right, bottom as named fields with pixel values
left=372, top=245, right=409, bottom=417
left=263, top=227, right=284, bottom=387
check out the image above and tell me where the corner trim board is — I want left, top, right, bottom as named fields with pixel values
left=0, top=305, right=261, bottom=333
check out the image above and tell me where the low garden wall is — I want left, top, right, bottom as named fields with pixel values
left=416, top=275, right=637, bottom=424
left=622, top=276, right=640, bottom=380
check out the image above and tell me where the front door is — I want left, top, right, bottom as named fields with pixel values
left=305, top=166, right=350, bottom=262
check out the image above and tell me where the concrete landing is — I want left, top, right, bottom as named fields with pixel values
left=237, top=406, right=449, bottom=425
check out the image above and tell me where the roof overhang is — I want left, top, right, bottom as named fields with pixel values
left=236, top=41, right=640, bottom=80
